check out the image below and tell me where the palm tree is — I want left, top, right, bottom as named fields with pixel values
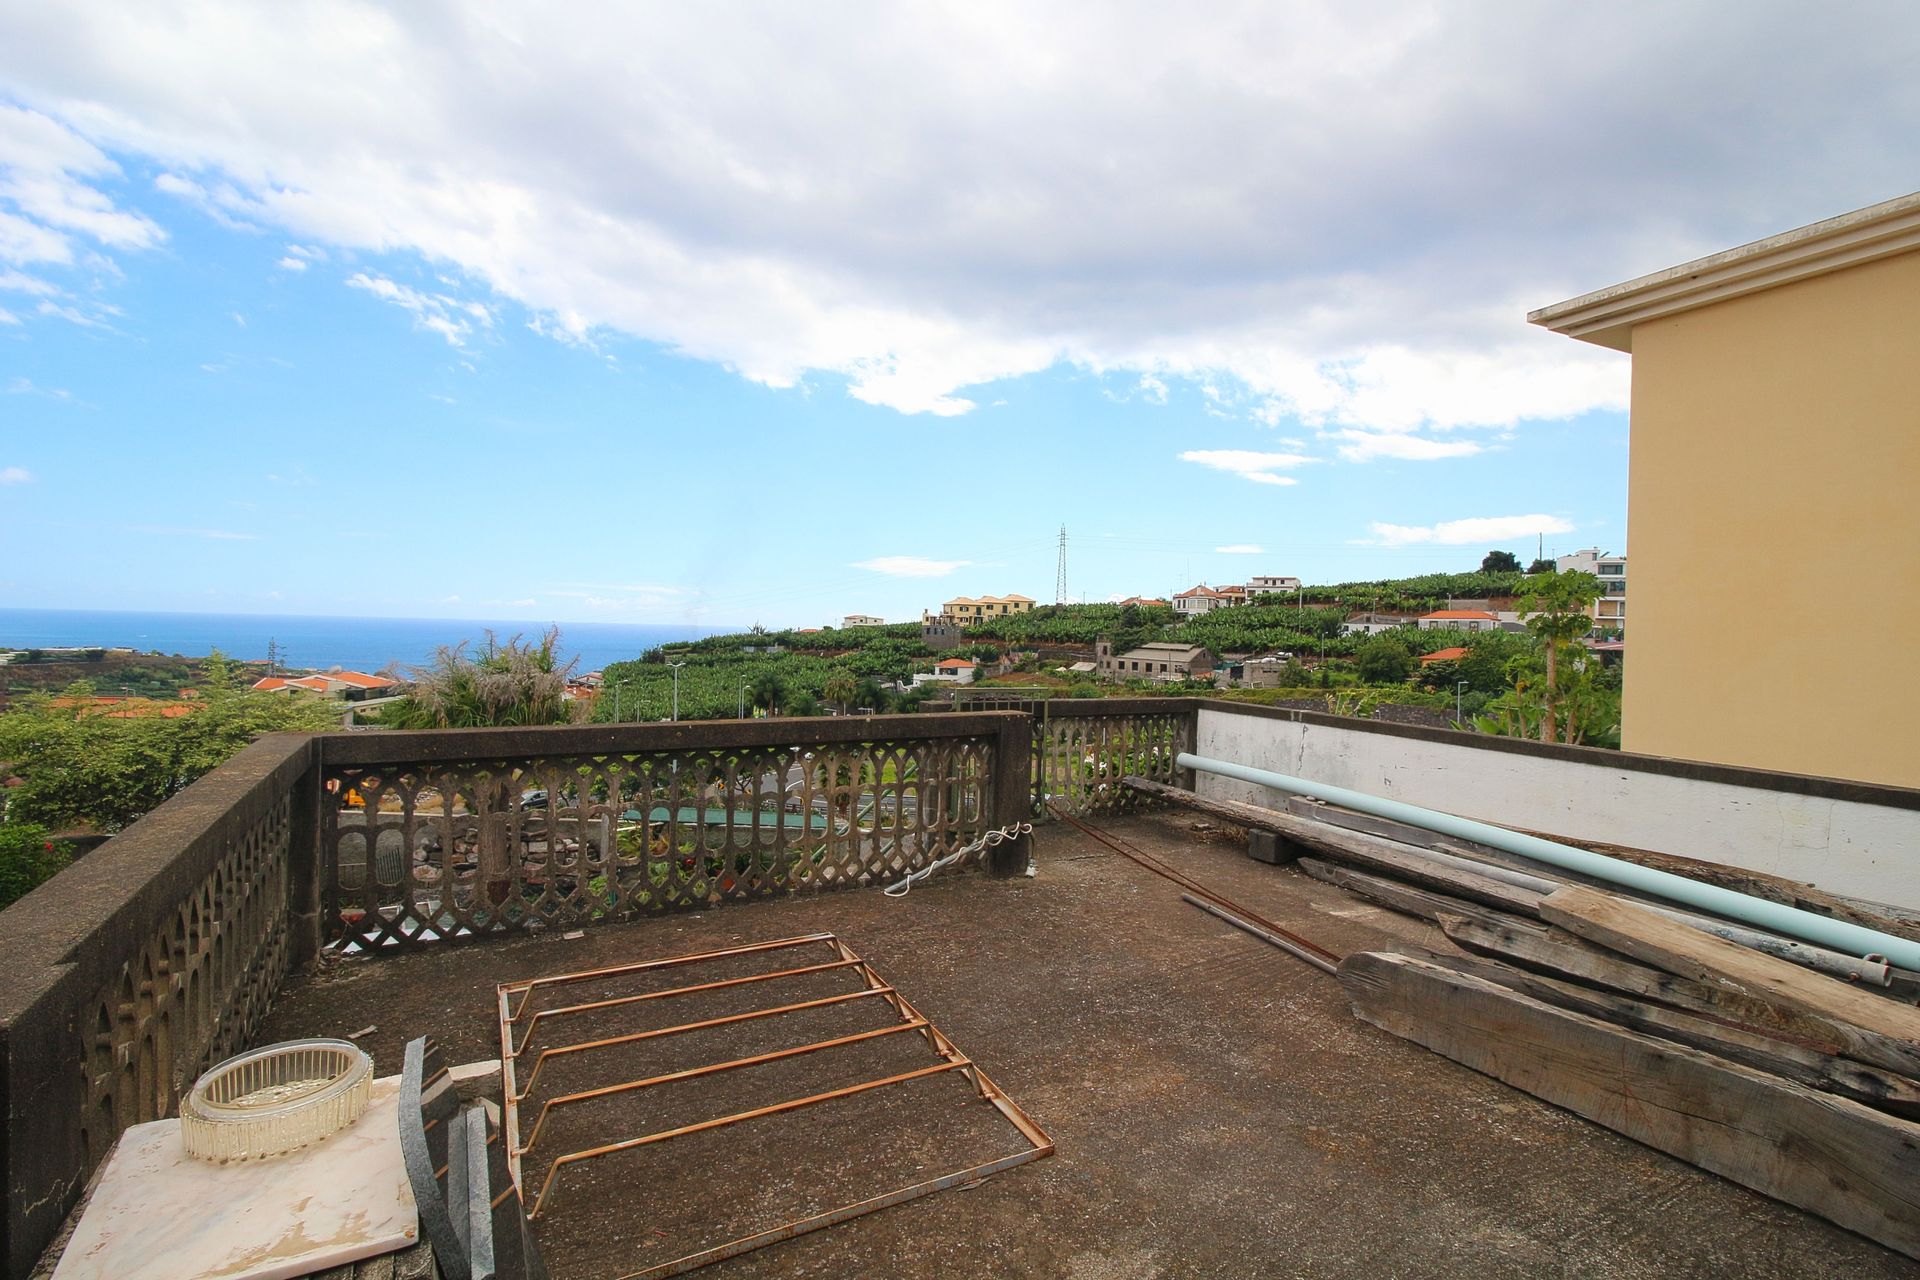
left=822, top=670, right=857, bottom=715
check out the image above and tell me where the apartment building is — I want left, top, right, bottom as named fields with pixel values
left=1554, top=548, right=1627, bottom=630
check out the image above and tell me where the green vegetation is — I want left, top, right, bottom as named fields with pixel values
left=0, top=823, right=68, bottom=910
left=377, top=627, right=580, bottom=728
left=0, top=653, right=342, bottom=906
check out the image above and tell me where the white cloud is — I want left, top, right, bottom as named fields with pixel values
left=1179, top=449, right=1312, bottom=486
left=1, top=466, right=32, bottom=484
left=346, top=272, right=492, bottom=348
left=1214, top=543, right=1263, bottom=554
left=0, top=7, right=1909, bottom=422
left=1331, top=430, right=1485, bottom=462
left=1365, top=514, right=1574, bottom=547
left=0, top=105, right=162, bottom=269
left=0, top=306, right=16, bottom=324
left=852, top=555, right=973, bottom=577
left=276, top=255, right=306, bottom=271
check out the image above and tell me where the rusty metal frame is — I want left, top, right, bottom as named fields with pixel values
left=496, top=932, right=1053, bottom=1278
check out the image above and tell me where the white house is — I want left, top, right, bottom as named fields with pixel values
left=1245, top=575, right=1302, bottom=597
left=842, top=614, right=886, bottom=627
left=910, top=657, right=977, bottom=688
left=1555, top=548, right=1627, bottom=629
left=1341, top=612, right=1417, bottom=636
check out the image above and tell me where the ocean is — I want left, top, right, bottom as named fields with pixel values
left=0, top=609, right=727, bottom=675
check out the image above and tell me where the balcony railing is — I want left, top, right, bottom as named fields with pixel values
left=0, top=702, right=1200, bottom=1275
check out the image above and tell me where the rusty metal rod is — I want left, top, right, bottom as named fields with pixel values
left=514, top=986, right=895, bottom=1098
left=1181, top=893, right=1339, bottom=975
left=1049, top=802, right=1342, bottom=968
left=508, top=957, right=864, bottom=1057
left=518, top=1019, right=930, bottom=1155
left=529, top=1061, right=967, bottom=1218
left=612, top=1145, right=1052, bottom=1280
left=500, top=932, right=836, bottom=1019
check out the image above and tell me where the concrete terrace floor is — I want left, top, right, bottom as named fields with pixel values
left=256, top=810, right=1920, bottom=1280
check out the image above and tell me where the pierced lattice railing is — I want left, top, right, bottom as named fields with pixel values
left=318, top=715, right=1031, bottom=951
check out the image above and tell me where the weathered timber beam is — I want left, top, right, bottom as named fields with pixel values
left=1542, top=886, right=1920, bottom=1080
left=1296, top=859, right=1535, bottom=935
left=1437, top=913, right=1848, bottom=1051
left=1411, top=948, right=1920, bottom=1119
left=1123, top=777, right=1544, bottom=917
left=1339, top=951, right=1920, bottom=1260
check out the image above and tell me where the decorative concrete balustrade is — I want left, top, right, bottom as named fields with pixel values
left=8, top=697, right=1913, bottom=1277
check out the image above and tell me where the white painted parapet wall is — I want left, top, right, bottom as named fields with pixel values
left=1192, top=705, right=1920, bottom=908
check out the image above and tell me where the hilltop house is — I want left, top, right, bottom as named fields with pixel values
left=1172, top=584, right=1247, bottom=617
left=938, top=594, right=1035, bottom=626
left=1244, top=575, right=1302, bottom=597
left=842, top=614, right=887, bottom=628
left=1114, top=596, right=1169, bottom=609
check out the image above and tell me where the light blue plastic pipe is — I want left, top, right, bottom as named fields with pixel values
left=1175, top=751, right=1920, bottom=972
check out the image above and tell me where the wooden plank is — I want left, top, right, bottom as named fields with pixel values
left=1339, top=950, right=1920, bottom=1260
left=1436, top=912, right=1850, bottom=1051
left=1124, top=778, right=1544, bottom=916
left=1411, top=948, right=1920, bottom=1119
left=1542, top=886, right=1920, bottom=1079
left=1297, top=858, right=1534, bottom=934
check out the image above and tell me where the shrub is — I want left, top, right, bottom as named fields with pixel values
left=0, top=824, right=69, bottom=910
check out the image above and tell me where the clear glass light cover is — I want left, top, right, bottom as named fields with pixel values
left=180, top=1038, right=373, bottom=1163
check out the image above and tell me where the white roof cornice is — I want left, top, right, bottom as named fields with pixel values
left=1529, top=191, right=1920, bottom=351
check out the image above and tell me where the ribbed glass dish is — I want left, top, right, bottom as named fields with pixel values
left=180, top=1038, right=374, bottom=1163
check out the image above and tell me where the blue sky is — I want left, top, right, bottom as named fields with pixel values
left=2, top=4, right=1914, bottom=629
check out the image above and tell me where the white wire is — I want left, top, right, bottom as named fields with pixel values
left=883, top=821, right=1035, bottom=897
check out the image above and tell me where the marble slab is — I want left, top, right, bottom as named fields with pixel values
left=52, top=1075, right=419, bottom=1280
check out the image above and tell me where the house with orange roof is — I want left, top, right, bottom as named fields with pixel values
left=252, top=671, right=399, bottom=700
left=1172, top=584, right=1248, bottom=617
left=910, top=657, right=978, bottom=689
left=1418, top=646, right=1470, bottom=665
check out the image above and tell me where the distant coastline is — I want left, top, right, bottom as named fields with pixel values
left=0, top=608, right=727, bottom=676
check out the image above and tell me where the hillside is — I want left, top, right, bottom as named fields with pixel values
left=593, top=569, right=1532, bottom=722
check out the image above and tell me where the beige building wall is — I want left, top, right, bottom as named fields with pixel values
left=1624, top=250, right=1920, bottom=786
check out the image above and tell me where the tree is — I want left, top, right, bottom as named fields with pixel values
left=1515, top=570, right=1603, bottom=743
left=1526, top=557, right=1556, bottom=575
left=1480, top=550, right=1522, bottom=574
left=749, top=671, right=787, bottom=716
left=0, top=654, right=337, bottom=834
left=1355, top=636, right=1414, bottom=684
left=822, top=669, right=857, bottom=714
left=380, top=628, right=579, bottom=728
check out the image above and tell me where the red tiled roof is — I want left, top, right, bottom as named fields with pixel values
left=326, top=671, right=398, bottom=689
left=1420, top=610, right=1498, bottom=620
left=935, top=658, right=976, bottom=669
left=252, top=677, right=291, bottom=691
left=1419, top=646, right=1469, bottom=664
